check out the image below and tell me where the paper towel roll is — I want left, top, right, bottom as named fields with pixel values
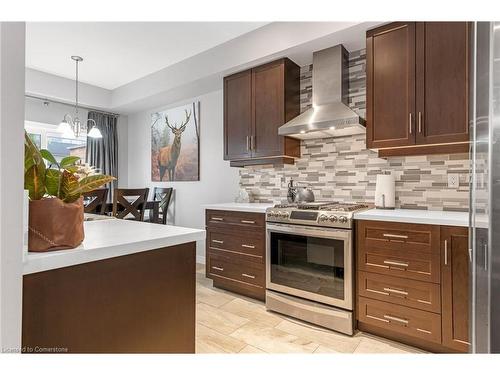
left=375, top=174, right=395, bottom=209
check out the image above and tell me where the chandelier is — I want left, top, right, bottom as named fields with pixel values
left=57, top=56, right=102, bottom=139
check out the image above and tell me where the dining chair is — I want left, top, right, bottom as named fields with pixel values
left=112, top=188, right=149, bottom=221
left=83, top=188, right=108, bottom=215
left=149, top=187, right=173, bottom=225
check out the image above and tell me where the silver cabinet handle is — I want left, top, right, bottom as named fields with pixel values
left=241, top=244, right=255, bottom=249
left=418, top=111, right=423, bottom=133
left=484, top=243, right=488, bottom=270
left=211, top=217, right=224, bottom=221
left=246, top=136, right=250, bottom=152
left=211, top=266, right=224, bottom=271
left=409, top=113, right=413, bottom=134
left=444, top=239, right=448, bottom=266
left=384, top=314, right=409, bottom=325
left=241, top=273, right=255, bottom=279
left=251, top=135, right=255, bottom=150
left=241, top=220, right=255, bottom=224
left=212, top=239, right=224, bottom=244
left=383, top=233, right=408, bottom=239
left=383, top=287, right=409, bottom=296
left=383, top=260, right=409, bottom=268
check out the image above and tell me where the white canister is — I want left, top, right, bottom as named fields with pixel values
left=375, top=174, right=395, bottom=209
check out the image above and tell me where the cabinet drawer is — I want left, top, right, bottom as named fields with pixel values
left=206, top=210, right=265, bottom=228
left=357, top=220, right=440, bottom=283
left=358, top=297, right=442, bottom=344
left=358, top=271, right=441, bottom=313
left=207, top=251, right=265, bottom=288
left=208, top=229, right=264, bottom=261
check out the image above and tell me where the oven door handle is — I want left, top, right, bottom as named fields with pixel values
left=266, top=223, right=351, bottom=240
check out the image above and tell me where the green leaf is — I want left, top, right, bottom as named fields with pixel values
left=74, top=175, right=116, bottom=195
left=60, top=156, right=81, bottom=168
left=45, top=169, right=62, bottom=197
left=40, top=149, right=58, bottom=166
left=60, top=170, right=81, bottom=203
left=24, top=132, right=46, bottom=200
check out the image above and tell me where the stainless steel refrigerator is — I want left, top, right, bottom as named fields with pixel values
left=470, top=21, right=500, bottom=353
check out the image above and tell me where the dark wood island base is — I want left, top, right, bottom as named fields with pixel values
left=22, top=242, right=196, bottom=353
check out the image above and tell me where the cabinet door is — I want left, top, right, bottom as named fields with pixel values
left=416, top=22, right=470, bottom=145
left=251, top=60, right=285, bottom=158
left=366, top=22, right=416, bottom=149
left=441, top=226, right=470, bottom=352
left=224, top=70, right=252, bottom=160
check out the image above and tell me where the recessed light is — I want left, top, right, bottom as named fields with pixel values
left=330, top=126, right=336, bottom=130
left=300, top=130, right=306, bottom=134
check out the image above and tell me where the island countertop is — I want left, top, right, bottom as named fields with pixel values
left=23, top=219, right=206, bottom=275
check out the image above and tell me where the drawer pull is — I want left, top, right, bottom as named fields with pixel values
left=383, top=314, right=409, bottom=325
left=241, top=244, right=255, bottom=249
left=212, top=239, right=224, bottom=244
left=211, top=217, right=224, bottom=221
left=212, top=266, right=224, bottom=271
left=366, top=314, right=390, bottom=323
left=366, top=288, right=389, bottom=296
left=383, top=287, right=409, bottom=296
left=383, top=233, right=408, bottom=240
left=241, top=220, right=256, bottom=224
left=444, top=239, right=448, bottom=266
left=416, top=328, right=431, bottom=335
left=241, top=273, right=256, bottom=279
left=383, top=260, right=409, bottom=268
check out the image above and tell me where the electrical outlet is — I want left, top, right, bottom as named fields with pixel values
left=448, top=173, right=460, bottom=188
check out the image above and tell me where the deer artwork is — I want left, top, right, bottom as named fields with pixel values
left=158, top=109, right=191, bottom=181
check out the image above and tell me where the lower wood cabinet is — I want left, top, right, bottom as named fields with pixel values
left=441, top=226, right=470, bottom=352
left=356, top=220, right=470, bottom=353
left=205, top=210, right=266, bottom=301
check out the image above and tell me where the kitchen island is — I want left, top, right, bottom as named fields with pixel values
left=22, top=219, right=205, bottom=353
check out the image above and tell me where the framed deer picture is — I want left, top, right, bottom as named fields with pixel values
left=151, top=101, right=200, bottom=181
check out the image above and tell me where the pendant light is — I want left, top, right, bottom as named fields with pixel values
left=57, top=56, right=103, bottom=139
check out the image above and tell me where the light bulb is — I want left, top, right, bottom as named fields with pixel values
left=57, top=119, right=71, bottom=133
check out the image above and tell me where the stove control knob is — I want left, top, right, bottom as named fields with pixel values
left=339, top=216, right=348, bottom=224
left=281, top=212, right=289, bottom=219
left=329, top=215, right=338, bottom=222
left=319, top=214, right=328, bottom=222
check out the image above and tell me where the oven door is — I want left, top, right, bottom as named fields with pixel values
left=266, top=223, right=352, bottom=310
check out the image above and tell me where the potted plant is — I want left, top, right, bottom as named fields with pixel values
left=24, top=131, right=115, bottom=252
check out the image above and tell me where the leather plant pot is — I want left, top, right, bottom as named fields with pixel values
left=28, top=197, right=84, bottom=252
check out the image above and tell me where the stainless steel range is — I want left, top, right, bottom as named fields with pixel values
left=265, top=201, right=370, bottom=335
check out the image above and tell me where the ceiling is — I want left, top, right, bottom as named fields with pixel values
left=26, top=22, right=268, bottom=90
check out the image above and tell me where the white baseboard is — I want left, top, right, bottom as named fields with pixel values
left=196, top=255, right=206, bottom=265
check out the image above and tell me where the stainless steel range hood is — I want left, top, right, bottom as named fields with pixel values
left=279, top=45, right=366, bottom=140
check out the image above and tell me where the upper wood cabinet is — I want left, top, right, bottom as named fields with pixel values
left=441, top=226, right=470, bottom=353
left=223, top=58, right=300, bottom=167
left=366, top=22, right=416, bottom=149
left=366, top=22, right=471, bottom=156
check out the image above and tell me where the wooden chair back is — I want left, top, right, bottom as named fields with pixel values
left=112, top=188, right=149, bottom=221
left=83, top=188, right=108, bottom=215
left=152, top=187, right=173, bottom=225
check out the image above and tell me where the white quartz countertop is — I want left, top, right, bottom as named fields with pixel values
left=203, top=202, right=273, bottom=213
left=23, top=219, right=206, bottom=275
left=353, top=208, right=472, bottom=227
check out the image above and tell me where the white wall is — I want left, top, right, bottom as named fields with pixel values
left=0, top=22, right=25, bottom=352
left=125, top=89, right=240, bottom=262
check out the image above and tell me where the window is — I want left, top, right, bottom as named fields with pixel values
left=25, top=121, right=87, bottom=163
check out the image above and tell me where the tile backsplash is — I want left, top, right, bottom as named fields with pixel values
left=239, top=49, right=471, bottom=211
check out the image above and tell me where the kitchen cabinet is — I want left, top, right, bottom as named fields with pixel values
left=205, top=209, right=266, bottom=300
left=366, top=22, right=471, bottom=156
left=223, top=58, right=300, bottom=167
left=441, top=226, right=470, bottom=352
left=356, top=220, right=469, bottom=353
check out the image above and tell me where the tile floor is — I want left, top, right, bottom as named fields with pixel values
left=195, top=264, right=425, bottom=354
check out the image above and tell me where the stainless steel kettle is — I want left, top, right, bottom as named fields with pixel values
left=295, top=187, right=315, bottom=203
